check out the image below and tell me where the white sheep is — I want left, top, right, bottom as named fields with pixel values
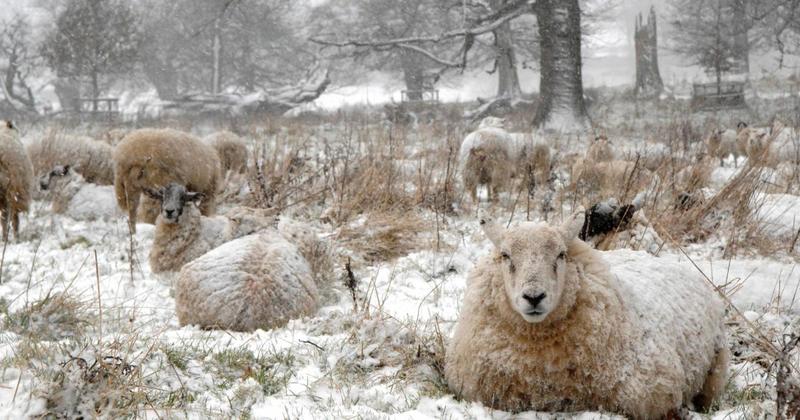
left=0, top=121, right=34, bottom=241
left=445, top=210, right=729, bottom=418
left=38, top=165, right=120, bottom=221
left=174, top=231, right=319, bottom=332
left=145, top=183, right=276, bottom=274
left=459, top=123, right=514, bottom=203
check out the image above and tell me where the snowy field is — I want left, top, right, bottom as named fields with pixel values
left=1, top=95, right=799, bottom=419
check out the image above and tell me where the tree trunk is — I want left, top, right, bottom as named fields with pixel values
left=533, top=0, right=588, bottom=131
left=400, top=49, right=425, bottom=101
left=91, top=70, right=99, bottom=111
left=731, top=0, right=750, bottom=76
left=144, top=56, right=179, bottom=100
left=494, top=20, right=522, bottom=98
left=211, top=15, right=223, bottom=95
left=634, top=7, right=663, bottom=97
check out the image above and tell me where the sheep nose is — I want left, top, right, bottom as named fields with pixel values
left=165, top=209, right=175, bottom=218
left=523, top=292, right=546, bottom=308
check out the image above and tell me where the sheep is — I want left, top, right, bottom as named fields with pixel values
left=0, top=121, right=33, bottom=241
left=38, top=165, right=120, bottom=221
left=145, top=183, right=276, bottom=274
left=113, top=128, right=221, bottom=232
left=444, top=210, right=729, bottom=418
left=746, top=121, right=800, bottom=168
left=508, top=132, right=552, bottom=189
left=580, top=195, right=664, bottom=254
left=26, top=129, right=114, bottom=185
left=462, top=144, right=511, bottom=203
left=175, top=230, right=319, bottom=332
left=204, top=130, right=248, bottom=175
left=571, top=159, right=654, bottom=194
left=102, top=128, right=129, bottom=146
left=585, top=134, right=614, bottom=162
left=459, top=124, right=514, bottom=203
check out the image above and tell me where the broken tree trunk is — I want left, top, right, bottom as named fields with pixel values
left=532, top=0, right=589, bottom=132
left=634, top=7, right=664, bottom=97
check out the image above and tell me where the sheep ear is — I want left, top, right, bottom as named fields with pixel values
left=185, top=192, right=205, bottom=203
left=478, top=209, right=503, bottom=247
left=559, top=207, right=586, bottom=242
left=143, top=187, right=162, bottom=201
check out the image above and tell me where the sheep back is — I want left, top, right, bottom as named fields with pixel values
left=27, top=130, right=114, bottom=185
left=175, top=232, right=318, bottom=332
left=204, top=130, right=248, bottom=174
left=113, top=128, right=221, bottom=225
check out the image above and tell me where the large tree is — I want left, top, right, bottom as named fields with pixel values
left=312, top=0, right=593, bottom=131
left=41, top=0, right=142, bottom=108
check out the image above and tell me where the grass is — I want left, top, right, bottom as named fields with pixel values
left=3, top=94, right=800, bottom=418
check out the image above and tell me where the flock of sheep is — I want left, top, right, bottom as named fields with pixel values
left=0, top=115, right=795, bottom=417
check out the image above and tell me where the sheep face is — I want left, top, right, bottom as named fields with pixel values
left=39, top=165, right=71, bottom=190
left=145, top=182, right=204, bottom=224
left=479, top=208, right=584, bottom=323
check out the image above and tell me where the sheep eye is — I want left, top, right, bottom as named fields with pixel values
left=500, top=252, right=510, bottom=260
left=557, top=251, right=566, bottom=260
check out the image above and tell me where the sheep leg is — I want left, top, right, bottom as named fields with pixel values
left=0, top=206, right=8, bottom=244
left=692, top=346, right=730, bottom=412
left=127, top=190, right=140, bottom=234
left=11, top=211, right=19, bottom=242
left=199, top=190, right=216, bottom=216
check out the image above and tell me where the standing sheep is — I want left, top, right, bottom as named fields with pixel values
left=445, top=210, right=729, bottom=418
left=0, top=121, right=33, bottom=241
left=459, top=125, right=514, bottom=204
left=204, top=130, right=249, bottom=175
left=175, top=231, right=320, bottom=332
left=27, top=129, right=114, bottom=185
left=113, top=128, right=221, bottom=232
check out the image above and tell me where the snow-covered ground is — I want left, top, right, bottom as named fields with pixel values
left=1, top=112, right=799, bottom=419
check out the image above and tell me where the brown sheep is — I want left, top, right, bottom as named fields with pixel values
left=586, top=134, right=614, bottom=162
left=113, top=128, right=221, bottom=232
left=0, top=121, right=34, bottom=241
left=204, top=130, right=248, bottom=174
left=463, top=145, right=512, bottom=204
left=27, top=129, right=114, bottom=185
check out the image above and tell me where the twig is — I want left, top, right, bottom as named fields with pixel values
left=94, top=249, right=102, bottom=337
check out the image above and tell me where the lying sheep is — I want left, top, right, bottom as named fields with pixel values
left=38, top=165, right=120, bottom=221
left=146, top=183, right=276, bottom=274
left=581, top=195, right=663, bottom=254
left=27, top=129, right=114, bottom=185
left=0, top=121, right=34, bottom=241
left=113, top=128, right=221, bottom=231
left=204, top=130, right=248, bottom=174
left=445, top=210, right=729, bottom=417
left=175, top=230, right=319, bottom=332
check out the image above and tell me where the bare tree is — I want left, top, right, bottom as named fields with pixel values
left=41, top=0, right=142, bottom=109
left=0, top=14, right=38, bottom=112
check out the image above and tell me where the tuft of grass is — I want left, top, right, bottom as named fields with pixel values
left=211, top=347, right=295, bottom=395
left=4, top=292, right=90, bottom=340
